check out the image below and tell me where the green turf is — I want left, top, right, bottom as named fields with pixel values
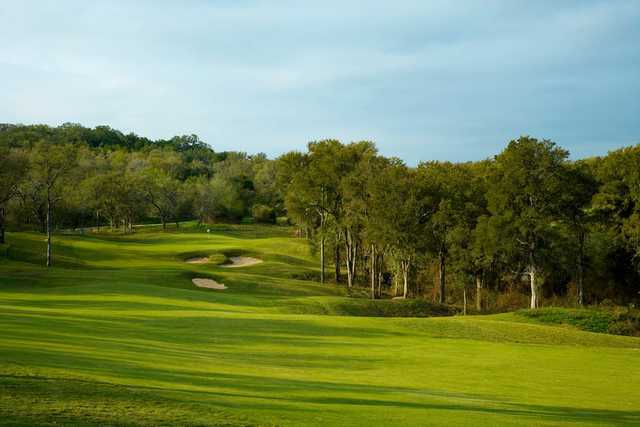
left=1, top=223, right=639, bottom=426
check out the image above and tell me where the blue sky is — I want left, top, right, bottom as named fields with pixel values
left=1, top=1, right=639, bottom=163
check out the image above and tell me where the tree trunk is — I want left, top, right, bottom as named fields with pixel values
left=46, top=197, right=52, bottom=268
left=334, top=237, right=341, bottom=283
left=438, top=249, right=446, bottom=304
left=319, top=186, right=325, bottom=285
left=370, top=244, right=376, bottom=300
left=346, top=251, right=353, bottom=288
left=344, top=229, right=357, bottom=289
left=0, top=206, right=5, bottom=245
left=463, top=287, right=467, bottom=315
left=392, top=274, right=399, bottom=297
left=529, top=264, right=538, bottom=309
left=320, top=235, right=325, bottom=284
left=402, top=261, right=409, bottom=298
left=176, top=220, right=180, bottom=230
left=162, top=218, right=167, bottom=231
left=377, top=253, right=383, bottom=298
left=475, top=271, right=482, bottom=311
left=577, top=231, right=585, bottom=306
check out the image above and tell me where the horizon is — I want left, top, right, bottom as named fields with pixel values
left=1, top=1, right=639, bottom=164
left=3, top=120, right=636, bottom=164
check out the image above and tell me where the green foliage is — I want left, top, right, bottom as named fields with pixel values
left=516, top=307, right=640, bottom=336
left=276, top=216, right=290, bottom=226
left=252, top=203, right=276, bottom=223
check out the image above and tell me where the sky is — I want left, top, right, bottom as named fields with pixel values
left=1, top=1, right=639, bottom=163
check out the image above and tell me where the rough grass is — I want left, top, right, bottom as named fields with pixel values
left=514, top=307, right=640, bottom=336
left=1, top=223, right=639, bottom=426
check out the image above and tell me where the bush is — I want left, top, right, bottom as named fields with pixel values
left=352, top=299, right=457, bottom=317
left=276, top=216, right=290, bottom=226
left=495, top=291, right=529, bottom=311
left=608, top=320, right=640, bottom=336
left=516, top=307, right=640, bottom=336
left=251, top=204, right=276, bottom=223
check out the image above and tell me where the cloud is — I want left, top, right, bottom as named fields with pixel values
left=1, top=0, right=638, bottom=162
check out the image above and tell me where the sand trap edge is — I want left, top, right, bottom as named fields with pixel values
left=221, top=256, right=263, bottom=268
left=192, top=278, right=227, bottom=290
left=186, top=257, right=210, bottom=264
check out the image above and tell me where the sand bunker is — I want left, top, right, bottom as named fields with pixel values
left=186, top=257, right=209, bottom=264
left=192, top=278, right=227, bottom=290
left=221, top=256, right=263, bottom=268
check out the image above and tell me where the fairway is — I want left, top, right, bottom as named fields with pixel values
left=1, top=224, right=639, bottom=426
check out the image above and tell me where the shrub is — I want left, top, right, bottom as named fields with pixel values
left=496, top=291, right=529, bottom=311
left=608, top=320, right=640, bottom=336
left=251, top=204, right=276, bottom=223
left=276, top=216, right=290, bottom=226
left=332, top=298, right=457, bottom=317
left=517, top=307, right=640, bottom=336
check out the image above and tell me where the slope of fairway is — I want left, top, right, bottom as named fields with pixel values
left=1, top=224, right=639, bottom=426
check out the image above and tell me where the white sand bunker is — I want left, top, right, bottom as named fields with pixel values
left=186, top=257, right=209, bottom=264
left=221, top=256, right=263, bottom=268
left=192, top=278, right=227, bottom=290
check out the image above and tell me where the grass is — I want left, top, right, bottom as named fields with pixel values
left=1, top=222, right=639, bottom=426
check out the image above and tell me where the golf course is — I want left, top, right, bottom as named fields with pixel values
left=0, top=223, right=638, bottom=427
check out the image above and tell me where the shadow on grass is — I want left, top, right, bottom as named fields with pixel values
left=2, top=372, right=639, bottom=426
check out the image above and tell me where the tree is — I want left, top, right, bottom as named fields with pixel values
left=416, top=162, right=485, bottom=303
left=590, top=145, right=640, bottom=301
left=487, top=137, right=569, bottom=308
left=253, top=159, right=284, bottom=216
left=26, top=141, right=78, bottom=266
left=341, top=154, right=381, bottom=293
left=365, top=160, right=423, bottom=298
left=144, top=171, right=184, bottom=230
left=281, top=141, right=374, bottom=284
left=560, top=162, right=597, bottom=305
left=446, top=162, right=490, bottom=310
left=0, top=148, right=27, bottom=244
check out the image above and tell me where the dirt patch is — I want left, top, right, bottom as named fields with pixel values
left=192, top=278, right=227, bottom=290
left=186, top=257, right=209, bottom=264
left=221, top=256, right=263, bottom=268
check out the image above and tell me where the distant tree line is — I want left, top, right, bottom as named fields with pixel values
left=0, top=123, right=283, bottom=266
left=1, top=123, right=639, bottom=308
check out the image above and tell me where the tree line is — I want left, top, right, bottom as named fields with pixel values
left=1, top=123, right=639, bottom=309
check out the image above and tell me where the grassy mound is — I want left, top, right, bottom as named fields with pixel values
left=179, top=251, right=228, bottom=265
left=515, top=307, right=640, bottom=336
left=278, top=296, right=456, bottom=317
